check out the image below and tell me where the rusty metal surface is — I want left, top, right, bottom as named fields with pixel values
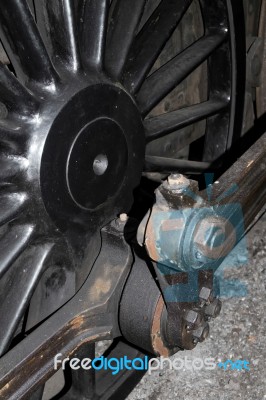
left=127, top=213, right=266, bottom=400
left=142, top=132, right=266, bottom=266
left=137, top=132, right=266, bottom=353
left=151, top=296, right=170, bottom=357
left=211, top=132, right=266, bottom=228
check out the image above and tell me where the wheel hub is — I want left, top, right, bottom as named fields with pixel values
left=39, top=82, right=145, bottom=231
left=67, top=118, right=128, bottom=210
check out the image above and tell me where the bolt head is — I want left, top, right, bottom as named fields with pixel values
left=205, top=298, right=222, bottom=318
left=192, top=322, right=210, bottom=343
left=119, top=213, right=128, bottom=222
left=193, top=216, right=235, bottom=261
left=184, top=310, right=203, bottom=329
left=167, top=174, right=190, bottom=190
left=114, top=214, right=128, bottom=231
left=199, top=287, right=213, bottom=304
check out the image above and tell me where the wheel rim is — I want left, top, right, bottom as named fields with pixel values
left=0, top=0, right=245, bottom=398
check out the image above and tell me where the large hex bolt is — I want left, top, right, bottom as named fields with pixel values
left=192, top=322, right=210, bottom=344
left=205, top=298, right=222, bottom=319
left=183, top=214, right=237, bottom=270
left=184, top=309, right=203, bottom=330
left=155, top=173, right=200, bottom=210
left=199, top=287, right=213, bottom=305
left=194, top=216, right=234, bottom=259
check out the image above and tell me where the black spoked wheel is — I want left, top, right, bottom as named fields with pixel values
left=0, top=0, right=246, bottom=399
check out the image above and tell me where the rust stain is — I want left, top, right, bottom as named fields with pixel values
left=161, top=218, right=185, bottom=232
left=151, top=296, right=169, bottom=357
left=0, top=382, right=10, bottom=398
left=165, top=272, right=188, bottom=285
left=86, top=263, right=124, bottom=303
left=145, top=219, right=159, bottom=261
left=71, top=315, right=85, bottom=329
left=89, top=275, right=112, bottom=302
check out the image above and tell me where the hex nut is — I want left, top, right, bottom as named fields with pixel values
left=193, top=216, right=236, bottom=261
left=199, top=287, right=213, bottom=304
left=184, top=310, right=203, bottom=329
left=167, top=174, right=190, bottom=190
left=192, top=322, right=210, bottom=343
left=205, top=298, right=222, bottom=318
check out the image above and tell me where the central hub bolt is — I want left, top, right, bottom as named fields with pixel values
left=93, top=154, right=108, bottom=176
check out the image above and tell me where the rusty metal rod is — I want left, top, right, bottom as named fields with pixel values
left=210, top=132, right=266, bottom=228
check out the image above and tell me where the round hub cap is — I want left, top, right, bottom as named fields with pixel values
left=40, top=83, right=145, bottom=231
left=67, top=118, right=128, bottom=209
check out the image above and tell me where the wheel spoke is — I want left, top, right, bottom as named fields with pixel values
left=35, top=0, right=80, bottom=72
left=79, top=0, right=109, bottom=70
left=0, top=224, right=34, bottom=279
left=0, top=0, right=59, bottom=85
left=0, top=242, right=54, bottom=356
left=145, top=99, right=229, bottom=142
left=122, top=0, right=193, bottom=93
left=27, top=0, right=35, bottom=16
left=0, top=42, right=9, bottom=65
left=0, top=64, right=38, bottom=115
left=0, top=192, right=28, bottom=226
left=0, top=155, right=28, bottom=181
left=0, top=125, right=26, bottom=153
left=105, top=0, right=146, bottom=79
left=137, top=32, right=227, bottom=116
left=145, top=155, right=211, bottom=172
